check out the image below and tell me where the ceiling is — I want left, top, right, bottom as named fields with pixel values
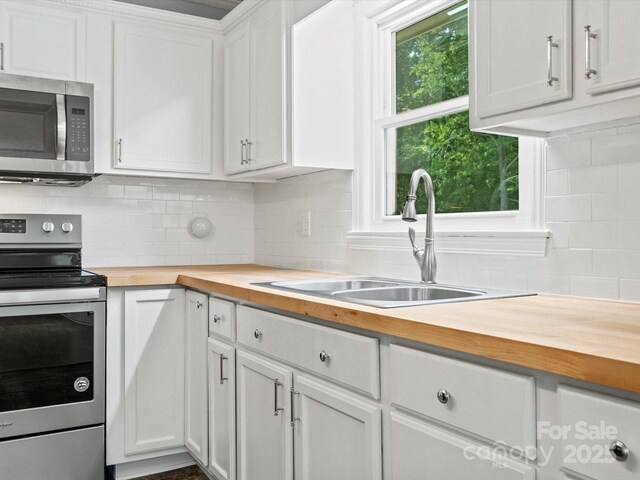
left=115, top=0, right=243, bottom=20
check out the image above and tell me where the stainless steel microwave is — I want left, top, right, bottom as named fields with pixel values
left=0, top=73, right=96, bottom=186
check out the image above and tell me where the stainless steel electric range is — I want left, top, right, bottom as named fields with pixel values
left=0, top=214, right=106, bottom=479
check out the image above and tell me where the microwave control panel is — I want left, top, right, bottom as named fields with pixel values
left=66, top=95, right=91, bottom=162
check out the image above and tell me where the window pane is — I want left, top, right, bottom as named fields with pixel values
left=386, top=111, right=519, bottom=216
left=396, top=1, right=468, bottom=112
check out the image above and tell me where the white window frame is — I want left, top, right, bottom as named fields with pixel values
left=350, top=0, right=548, bottom=255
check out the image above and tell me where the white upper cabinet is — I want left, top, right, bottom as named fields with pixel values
left=0, top=0, right=86, bottom=81
left=223, top=0, right=353, bottom=179
left=582, top=0, right=640, bottom=95
left=472, top=0, right=572, bottom=119
left=224, top=0, right=285, bottom=175
left=113, top=21, right=213, bottom=174
left=224, top=23, right=251, bottom=175
left=470, top=0, right=640, bottom=136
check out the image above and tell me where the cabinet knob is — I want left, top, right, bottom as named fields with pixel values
left=610, top=440, right=629, bottom=462
left=319, top=351, right=330, bottom=363
left=213, top=314, right=222, bottom=323
left=253, top=329, right=262, bottom=340
left=196, top=301, right=203, bottom=309
left=436, top=388, right=450, bottom=404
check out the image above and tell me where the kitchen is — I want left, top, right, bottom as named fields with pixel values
left=0, top=0, right=639, bottom=479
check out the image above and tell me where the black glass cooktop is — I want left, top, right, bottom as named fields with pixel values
left=0, top=269, right=106, bottom=290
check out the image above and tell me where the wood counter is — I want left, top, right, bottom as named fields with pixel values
left=93, top=265, right=640, bottom=394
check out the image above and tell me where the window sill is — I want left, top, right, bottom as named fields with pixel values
left=347, top=230, right=550, bottom=257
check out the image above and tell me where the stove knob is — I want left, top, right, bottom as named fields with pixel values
left=61, top=222, right=74, bottom=233
left=42, top=221, right=55, bottom=233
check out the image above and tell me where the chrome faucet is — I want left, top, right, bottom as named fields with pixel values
left=401, top=168, right=437, bottom=284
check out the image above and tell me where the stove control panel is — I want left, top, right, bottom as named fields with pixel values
left=0, top=215, right=81, bottom=245
left=0, top=219, right=26, bottom=234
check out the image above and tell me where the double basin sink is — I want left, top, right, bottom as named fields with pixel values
left=256, top=277, right=534, bottom=308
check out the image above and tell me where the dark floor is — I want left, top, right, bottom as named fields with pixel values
left=107, top=465, right=209, bottom=480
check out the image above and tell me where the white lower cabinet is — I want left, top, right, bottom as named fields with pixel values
left=293, top=374, right=382, bottom=480
left=236, top=349, right=293, bottom=480
left=235, top=348, right=382, bottom=480
left=185, top=291, right=209, bottom=466
left=123, top=288, right=186, bottom=455
left=390, top=412, right=535, bottom=480
left=208, top=337, right=236, bottom=480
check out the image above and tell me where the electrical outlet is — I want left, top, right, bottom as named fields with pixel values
left=302, top=211, right=311, bottom=236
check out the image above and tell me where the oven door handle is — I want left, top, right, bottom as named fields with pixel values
left=56, top=94, right=66, bottom=161
left=0, top=287, right=103, bottom=306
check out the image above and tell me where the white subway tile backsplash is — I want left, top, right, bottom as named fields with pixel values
left=570, top=164, right=618, bottom=194
left=0, top=175, right=253, bottom=268
left=568, top=222, right=617, bottom=249
left=570, top=276, right=619, bottom=300
left=618, top=221, right=640, bottom=249
left=546, top=170, right=569, bottom=196
left=546, top=136, right=591, bottom=170
left=593, top=130, right=640, bottom=165
left=546, top=195, right=591, bottom=222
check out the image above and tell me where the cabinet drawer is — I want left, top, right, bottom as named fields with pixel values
left=389, top=344, right=536, bottom=453
left=209, top=297, right=235, bottom=341
left=558, top=385, right=640, bottom=480
left=237, top=306, right=380, bottom=398
left=390, top=412, right=535, bottom=480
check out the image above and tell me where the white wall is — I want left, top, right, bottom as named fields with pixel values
left=254, top=126, right=640, bottom=303
left=0, top=175, right=254, bottom=268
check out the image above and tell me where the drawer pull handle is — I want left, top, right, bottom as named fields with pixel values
left=213, top=314, right=222, bottom=323
left=319, top=351, right=330, bottom=363
left=274, top=379, right=284, bottom=416
left=219, top=354, right=228, bottom=385
left=436, top=388, right=450, bottom=405
left=610, top=440, right=629, bottom=462
left=254, top=329, right=262, bottom=340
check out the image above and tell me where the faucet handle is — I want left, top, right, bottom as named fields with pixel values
left=408, top=227, right=425, bottom=263
left=408, top=227, right=419, bottom=252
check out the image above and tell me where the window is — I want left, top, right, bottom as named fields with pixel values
left=385, top=1, right=520, bottom=218
left=350, top=0, right=547, bottom=255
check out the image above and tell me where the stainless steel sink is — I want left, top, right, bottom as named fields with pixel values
left=332, top=285, right=484, bottom=308
left=268, top=278, right=408, bottom=294
left=255, top=277, right=534, bottom=308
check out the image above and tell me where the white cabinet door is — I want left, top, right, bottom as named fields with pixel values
left=113, top=21, right=213, bottom=174
left=291, top=0, right=354, bottom=171
left=224, top=22, right=251, bottom=175
left=582, top=0, right=640, bottom=95
left=123, top=288, right=185, bottom=455
left=293, top=374, right=382, bottom=480
left=0, top=0, right=86, bottom=80
left=208, top=338, right=236, bottom=480
left=249, top=0, right=285, bottom=170
left=236, top=349, right=293, bottom=480
left=389, top=412, right=535, bottom=480
left=185, top=291, right=209, bottom=466
left=472, top=0, right=572, bottom=118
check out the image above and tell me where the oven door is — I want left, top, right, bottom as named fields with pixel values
left=0, top=298, right=105, bottom=439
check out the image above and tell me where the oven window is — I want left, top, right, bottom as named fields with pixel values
left=0, top=88, right=58, bottom=160
left=0, top=311, right=94, bottom=411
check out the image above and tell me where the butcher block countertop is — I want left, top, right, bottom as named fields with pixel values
left=93, top=264, right=640, bottom=394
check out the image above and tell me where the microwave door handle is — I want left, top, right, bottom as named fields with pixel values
left=56, top=94, right=66, bottom=160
